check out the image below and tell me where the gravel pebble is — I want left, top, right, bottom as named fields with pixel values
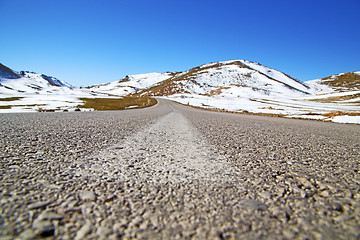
left=79, top=191, right=96, bottom=202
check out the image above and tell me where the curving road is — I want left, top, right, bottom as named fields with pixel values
left=0, top=99, right=359, bottom=239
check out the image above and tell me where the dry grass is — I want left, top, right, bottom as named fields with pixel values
left=0, top=97, right=24, bottom=109
left=258, top=106, right=284, bottom=110
left=179, top=102, right=286, bottom=118
left=78, top=97, right=157, bottom=111
left=170, top=100, right=360, bottom=124
left=0, top=97, right=23, bottom=101
left=204, top=86, right=231, bottom=96
left=0, top=105, right=11, bottom=109
left=321, top=111, right=360, bottom=118
left=322, top=72, right=360, bottom=89
left=0, top=104, right=47, bottom=110
left=190, top=104, right=360, bottom=123
left=308, top=93, right=360, bottom=103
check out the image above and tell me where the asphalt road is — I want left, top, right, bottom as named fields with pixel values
left=0, top=99, right=359, bottom=239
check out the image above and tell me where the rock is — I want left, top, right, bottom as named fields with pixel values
left=38, top=211, right=64, bottom=221
left=332, top=202, right=343, bottom=212
left=28, top=201, right=51, bottom=210
left=101, top=194, right=116, bottom=203
left=334, top=215, right=354, bottom=223
left=274, top=186, right=286, bottom=197
left=315, top=180, right=329, bottom=190
left=319, top=190, right=331, bottom=198
left=283, top=228, right=296, bottom=239
left=258, top=191, right=272, bottom=199
left=219, top=232, right=234, bottom=240
left=17, top=229, right=37, bottom=240
left=32, top=220, right=55, bottom=237
left=297, top=199, right=310, bottom=207
left=79, top=190, right=96, bottom=202
left=96, top=220, right=113, bottom=237
left=295, top=176, right=313, bottom=188
left=0, top=236, right=15, bottom=240
left=269, top=206, right=283, bottom=216
left=8, top=165, right=20, bottom=170
left=239, top=199, right=267, bottom=211
left=130, top=216, right=143, bottom=227
left=75, top=221, right=92, bottom=240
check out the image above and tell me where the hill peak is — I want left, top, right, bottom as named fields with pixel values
left=0, top=63, right=21, bottom=80
left=132, top=59, right=311, bottom=97
left=320, top=71, right=360, bottom=90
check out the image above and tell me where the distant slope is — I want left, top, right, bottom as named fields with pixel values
left=134, top=60, right=313, bottom=98
left=0, top=64, right=74, bottom=95
left=302, top=71, right=360, bottom=112
left=306, top=71, right=360, bottom=92
left=0, top=64, right=93, bottom=112
left=88, top=72, right=174, bottom=96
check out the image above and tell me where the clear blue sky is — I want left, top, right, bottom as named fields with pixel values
left=1, top=0, right=359, bottom=87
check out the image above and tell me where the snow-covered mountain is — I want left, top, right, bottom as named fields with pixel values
left=306, top=71, right=360, bottom=93
left=127, top=60, right=358, bottom=123
left=298, top=72, right=360, bottom=123
left=135, top=60, right=313, bottom=97
left=88, top=72, right=174, bottom=96
left=0, top=64, right=105, bottom=112
left=0, top=64, right=74, bottom=95
left=1, top=61, right=359, bottom=123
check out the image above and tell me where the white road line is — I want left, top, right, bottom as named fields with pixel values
left=83, top=110, right=241, bottom=184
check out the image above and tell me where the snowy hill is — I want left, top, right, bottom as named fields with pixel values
left=0, top=64, right=106, bottom=112
left=134, top=60, right=317, bottom=113
left=128, top=60, right=358, bottom=123
left=136, top=60, right=313, bottom=97
left=88, top=72, right=174, bottom=96
left=298, top=72, right=360, bottom=123
left=304, top=71, right=360, bottom=105
left=306, top=71, right=360, bottom=93
left=0, top=64, right=74, bottom=95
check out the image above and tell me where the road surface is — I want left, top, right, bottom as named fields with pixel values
left=0, top=99, right=359, bottom=239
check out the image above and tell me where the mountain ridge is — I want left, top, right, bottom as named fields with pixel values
left=0, top=61, right=359, bottom=124
left=86, top=60, right=315, bottom=98
left=128, top=60, right=315, bottom=98
left=307, top=71, right=360, bottom=91
left=0, top=63, right=74, bottom=93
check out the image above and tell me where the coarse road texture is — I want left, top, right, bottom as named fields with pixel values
left=0, top=99, right=359, bottom=240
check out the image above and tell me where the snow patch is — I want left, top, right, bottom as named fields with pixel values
left=332, top=116, right=360, bottom=124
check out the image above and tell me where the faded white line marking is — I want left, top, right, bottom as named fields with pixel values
left=82, top=111, right=241, bottom=184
